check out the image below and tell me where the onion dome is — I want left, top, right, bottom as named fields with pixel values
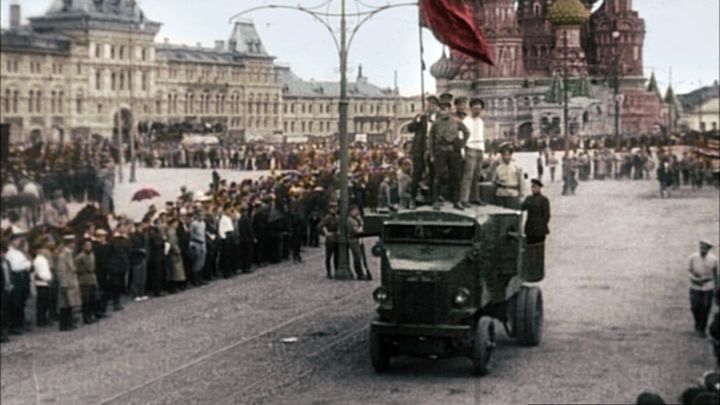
left=430, top=50, right=460, bottom=80
left=548, top=0, right=590, bottom=26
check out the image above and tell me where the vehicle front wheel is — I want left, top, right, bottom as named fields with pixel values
left=514, top=286, right=543, bottom=346
left=472, top=316, right=496, bottom=376
left=369, top=327, right=390, bottom=372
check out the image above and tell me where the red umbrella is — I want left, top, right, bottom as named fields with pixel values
left=131, top=187, right=161, bottom=202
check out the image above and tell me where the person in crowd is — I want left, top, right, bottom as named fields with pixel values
left=428, top=93, right=469, bottom=210
left=92, top=228, right=111, bottom=317
left=177, top=211, right=192, bottom=284
left=188, top=208, right=208, bottom=285
left=147, top=215, right=167, bottom=297
left=492, top=146, right=523, bottom=209
left=562, top=153, right=579, bottom=195
left=5, top=230, right=31, bottom=335
left=347, top=205, right=366, bottom=281
left=521, top=179, right=551, bottom=245
left=55, top=233, right=81, bottom=331
left=165, top=216, right=187, bottom=290
left=536, top=150, right=544, bottom=182
left=1, top=239, right=11, bottom=343
left=218, top=204, right=236, bottom=278
left=319, top=201, right=339, bottom=279
left=75, top=238, right=99, bottom=324
left=33, top=239, right=54, bottom=327
left=460, top=98, right=486, bottom=208
left=688, top=240, right=719, bottom=337
left=547, top=151, right=559, bottom=183
left=108, top=223, right=131, bottom=310
left=203, top=203, right=220, bottom=281
left=130, top=220, right=149, bottom=301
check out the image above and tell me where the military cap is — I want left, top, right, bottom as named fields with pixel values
left=700, top=240, right=714, bottom=248
left=531, top=179, right=544, bottom=188
left=426, top=95, right=439, bottom=104
left=62, top=233, right=76, bottom=241
left=499, top=144, right=514, bottom=154
left=469, top=98, right=485, bottom=108
left=453, top=96, right=468, bottom=106
left=438, top=93, right=453, bottom=106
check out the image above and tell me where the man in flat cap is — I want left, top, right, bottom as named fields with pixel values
left=688, top=240, right=719, bottom=337
left=428, top=93, right=470, bottom=210
left=460, top=98, right=487, bottom=207
left=492, top=145, right=524, bottom=209
left=407, top=95, right=440, bottom=209
left=521, top=179, right=551, bottom=245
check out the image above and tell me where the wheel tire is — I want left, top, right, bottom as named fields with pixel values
left=369, top=327, right=390, bottom=372
left=515, top=286, right=543, bottom=346
left=472, top=316, right=496, bottom=376
left=505, top=294, right=519, bottom=338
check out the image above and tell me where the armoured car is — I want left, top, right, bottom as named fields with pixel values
left=365, top=203, right=545, bottom=375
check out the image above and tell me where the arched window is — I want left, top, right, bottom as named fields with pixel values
left=76, top=92, right=84, bottom=114
left=533, top=2, right=541, bottom=16
left=28, top=90, right=34, bottom=113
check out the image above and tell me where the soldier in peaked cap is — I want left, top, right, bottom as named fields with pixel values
left=428, top=92, right=470, bottom=210
left=406, top=95, right=440, bottom=209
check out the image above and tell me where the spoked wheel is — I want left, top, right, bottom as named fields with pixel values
left=472, top=316, right=496, bottom=376
left=369, top=327, right=390, bottom=372
left=514, top=286, right=544, bottom=346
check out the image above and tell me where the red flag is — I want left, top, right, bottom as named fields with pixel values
left=420, top=0, right=495, bottom=66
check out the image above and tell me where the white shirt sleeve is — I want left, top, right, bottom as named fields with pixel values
left=218, top=215, right=234, bottom=239
left=33, top=256, right=53, bottom=282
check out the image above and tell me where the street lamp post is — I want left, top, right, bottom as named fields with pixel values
left=562, top=30, right=569, bottom=154
left=230, top=0, right=416, bottom=280
left=611, top=30, right=621, bottom=148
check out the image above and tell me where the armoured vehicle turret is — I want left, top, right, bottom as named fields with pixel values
left=365, top=203, right=545, bottom=375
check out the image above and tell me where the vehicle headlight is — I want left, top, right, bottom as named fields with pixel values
left=373, top=287, right=390, bottom=303
left=453, top=288, right=471, bottom=306
left=371, top=243, right=384, bottom=257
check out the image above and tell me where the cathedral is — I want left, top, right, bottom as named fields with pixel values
left=430, top=0, right=667, bottom=141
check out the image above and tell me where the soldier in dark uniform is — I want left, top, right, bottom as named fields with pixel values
left=236, top=205, right=255, bottom=273
left=521, top=179, right=551, bottom=245
left=428, top=93, right=469, bottom=210
left=406, top=95, right=439, bottom=209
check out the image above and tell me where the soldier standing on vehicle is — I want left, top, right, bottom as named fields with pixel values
left=492, top=145, right=523, bottom=210
left=460, top=98, right=486, bottom=208
left=688, top=240, right=719, bottom=337
left=407, top=96, right=439, bottom=209
left=428, top=93, right=470, bottom=210
left=521, top=179, right=551, bottom=245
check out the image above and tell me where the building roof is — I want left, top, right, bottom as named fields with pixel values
left=227, top=21, right=268, bottom=56
left=678, top=82, right=720, bottom=111
left=0, top=28, right=71, bottom=55
left=547, top=0, right=590, bottom=26
left=29, top=0, right=161, bottom=34
left=276, top=65, right=396, bottom=99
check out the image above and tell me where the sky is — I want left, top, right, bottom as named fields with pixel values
left=2, top=0, right=718, bottom=96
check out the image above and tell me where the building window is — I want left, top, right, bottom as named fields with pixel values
left=76, top=63, right=82, bottom=75
left=96, top=70, right=102, bottom=90
left=3, top=89, right=9, bottom=113
left=119, top=46, right=125, bottom=59
left=111, top=72, right=117, bottom=90
left=76, top=94, right=83, bottom=114
left=12, top=90, right=19, bottom=113
left=95, top=44, right=102, bottom=58
left=119, top=71, right=125, bottom=90
left=28, top=90, right=34, bottom=113
left=98, top=104, right=103, bottom=113
left=156, top=99, right=162, bottom=114
left=110, top=46, right=116, bottom=59
left=51, top=91, right=57, bottom=113
left=141, top=48, right=147, bottom=61
left=142, top=72, right=148, bottom=91
left=58, top=91, right=63, bottom=113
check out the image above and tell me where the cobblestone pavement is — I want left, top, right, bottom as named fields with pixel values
left=2, top=170, right=718, bottom=405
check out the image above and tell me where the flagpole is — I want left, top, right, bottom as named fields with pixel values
left=418, top=6, right=426, bottom=110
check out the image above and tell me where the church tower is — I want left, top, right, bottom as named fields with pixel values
left=547, top=0, right=590, bottom=76
left=517, top=0, right=555, bottom=76
left=588, top=0, right=646, bottom=77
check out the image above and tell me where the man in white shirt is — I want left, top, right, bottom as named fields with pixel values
left=460, top=98, right=487, bottom=208
left=5, top=232, right=32, bottom=334
left=33, top=243, right=54, bottom=327
left=689, top=240, right=719, bottom=337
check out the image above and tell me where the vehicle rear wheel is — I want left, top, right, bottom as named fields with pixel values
left=369, top=327, right=390, bottom=372
left=515, top=286, right=543, bottom=346
left=472, top=316, right=496, bottom=376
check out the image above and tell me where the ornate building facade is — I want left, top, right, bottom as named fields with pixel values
left=432, top=0, right=666, bottom=141
left=0, top=0, right=416, bottom=144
